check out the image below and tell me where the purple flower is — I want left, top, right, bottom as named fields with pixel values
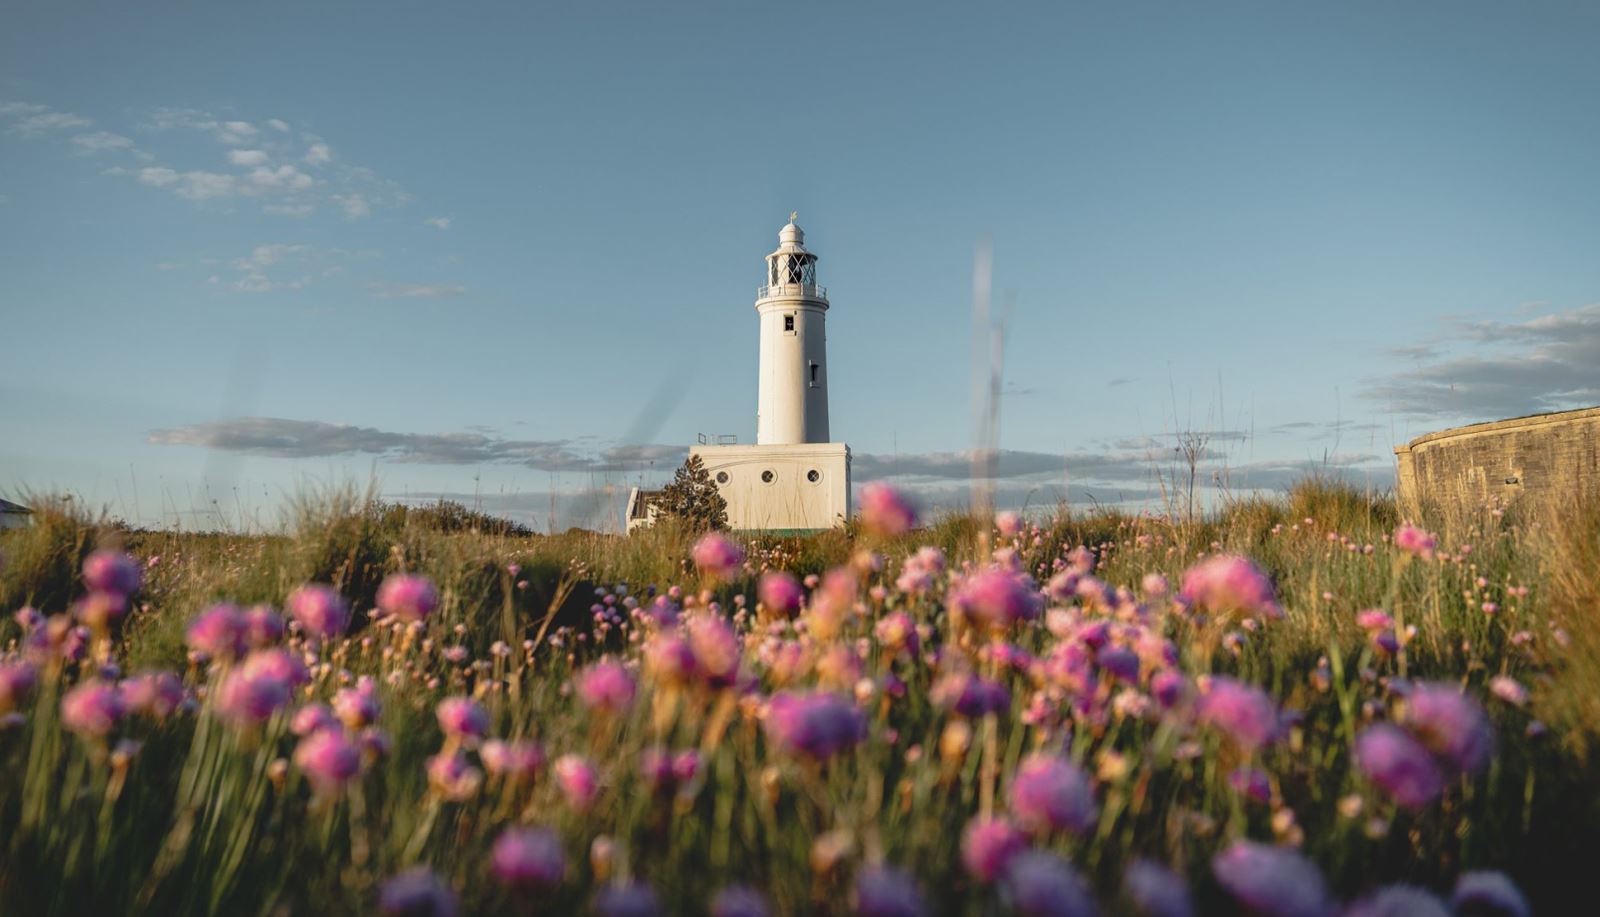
left=1450, top=871, right=1529, bottom=917
left=292, top=703, right=340, bottom=736
left=711, top=885, right=770, bottom=917
left=553, top=753, right=600, bottom=810
left=764, top=691, right=866, bottom=761
left=377, top=573, right=440, bottom=622
left=215, top=667, right=291, bottom=726
left=859, top=483, right=918, bottom=537
left=0, top=661, right=39, bottom=713
left=286, top=584, right=349, bottom=639
left=1355, top=724, right=1445, bottom=810
left=294, top=727, right=363, bottom=792
left=1404, top=683, right=1493, bottom=774
left=855, top=866, right=927, bottom=917
left=1097, top=646, right=1140, bottom=683
left=1179, top=555, right=1281, bottom=620
left=932, top=673, right=1011, bottom=719
left=1393, top=523, right=1437, bottom=560
left=873, top=612, right=919, bottom=655
left=243, top=605, right=285, bottom=647
left=119, top=671, right=184, bottom=718
left=1124, top=859, right=1193, bottom=917
left=333, top=683, right=381, bottom=729
left=596, top=881, right=661, bottom=917
left=759, top=571, right=805, bottom=615
left=1151, top=671, right=1188, bottom=710
left=576, top=660, right=637, bottom=714
left=1196, top=677, right=1281, bottom=751
left=961, top=817, right=1028, bottom=882
left=953, top=568, right=1043, bottom=630
left=1001, top=851, right=1097, bottom=917
left=378, top=867, right=458, bottom=917
left=83, top=549, right=141, bottom=595
left=692, top=533, right=745, bottom=582
left=186, top=604, right=247, bottom=660
left=435, top=696, right=490, bottom=740
left=490, top=826, right=566, bottom=889
left=61, top=680, right=126, bottom=737
left=1210, top=840, right=1329, bottom=917
left=1228, top=767, right=1272, bottom=804
left=425, top=751, right=482, bottom=800
left=241, top=648, right=310, bottom=686
left=481, top=738, right=545, bottom=782
left=75, top=591, right=128, bottom=631
left=1344, top=885, right=1450, bottom=917
left=1008, top=755, right=1098, bottom=836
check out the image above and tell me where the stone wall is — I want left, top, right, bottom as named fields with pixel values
left=1394, top=406, right=1600, bottom=517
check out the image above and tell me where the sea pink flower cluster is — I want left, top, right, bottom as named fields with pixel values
left=1178, top=554, right=1282, bottom=620
left=859, top=483, right=918, bottom=537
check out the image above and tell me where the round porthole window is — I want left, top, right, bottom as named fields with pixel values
left=761, top=470, right=776, bottom=484
left=806, top=469, right=821, bottom=483
left=715, top=471, right=730, bottom=484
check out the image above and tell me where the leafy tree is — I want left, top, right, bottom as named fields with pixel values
left=657, top=455, right=729, bottom=531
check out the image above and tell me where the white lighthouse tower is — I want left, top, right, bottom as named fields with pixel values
left=756, top=214, right=830, bottom=445
left=665, top=214, right=851, bottom=532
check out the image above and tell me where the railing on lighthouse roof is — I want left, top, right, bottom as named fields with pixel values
left=756, top=282, right=828, bottom=300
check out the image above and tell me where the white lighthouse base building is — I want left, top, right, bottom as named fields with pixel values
left=690, top=442, right=850, bottom=532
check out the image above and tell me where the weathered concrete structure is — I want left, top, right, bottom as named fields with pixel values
left=1394, top=406, right=1600, bottom=516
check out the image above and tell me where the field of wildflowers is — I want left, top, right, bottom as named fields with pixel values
left=0, top=481, right=1593, bottom=916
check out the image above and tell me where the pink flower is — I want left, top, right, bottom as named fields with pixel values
left=688, top=616, right=741, bottom=688
left=377, top=573, right=440, bottom=622
left=1196, top=677, right=1281, bottom=751
left=1211, top=841, right=1328, bottom=917
left=995, top=511, right=1022, bottom=538
left=859, top=483, right=918, bottom=537
left=873, top=611, right=919, bottom=656
left=764, top=691, right=865, bottom=761
left=855, top=867, right=927, bottom=917
left=481, top=738, right=545, bottom=782
left=0, top=661, right=38, bottom=713
left=286, top=584, right=349, bottom=639
left=83, top=549, right=141, bottom=595
left=553, top=753, right=600, bottom=810
left=215, top=667, right=291, bottom=727
left=241, top=648, right=310, bottom=687
left=1179, top=555, right=1282, bottom=620
left=1356, top=723, right=1444, bottom=810
left=378, top=867, right=458, bottom=917
left=643, top=634, right=698, bottom=687
left=692, top=533, right=745, bottom=582
left=961, top=817, right=1027, bottom=882
left=952, top=568, right=1043, bottom=630
left=1002, top=851, right=1096, bottom=917
left=435, top=696, right=490, bottom=740
left=61, top=680, right=126, bottom=737
left=1355, top=609, right=1393, bottom=632
left=575, top=660, right=636, bottom=714
left=758, top=571, right=805, bottom=616
left=426, top=751, right=482, bottom=800
left=1489, top=675, right=1528, bottom=707
left=294, top=727, right=363, bottom=792
left=1404, top=683, right=1493, bottom=774
left=119, top=671, right=184, bottom=718
left=1393, top=522, right=1437, bottom=559
left=186, top=604, right=247, bottom=660
left=1141, top=573, right=1169, bottom=597
left=75, top=591, right=128, bottom=630
left=1123, top=860, right=1193, bottom=917
left=1007, top=755, right=1098, bottom=836
left=291, top=703, right=341, bottom=736
left=333, top=683, right=381, bottom=729
left=242, top=605, right=285, bottom=647
left=491, top=826, right=566, bottom=889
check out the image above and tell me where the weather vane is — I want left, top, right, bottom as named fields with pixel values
left=790, top=211, right=798, bottom=223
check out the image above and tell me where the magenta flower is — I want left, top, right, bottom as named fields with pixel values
left=759, top=571, right=805, bottom=615
left=242, top=605, right=285, bottom=647
left=75, top=591, right=129, bottom=631
left=1097, top=646, right=1140, bottom=683
left=378, top=867, right=458, bottom=917
left=1210, top=840, right=1328, bottom=917
left=688, top=615, right=741, bottom=688
left=1152, top=671, right=1189, bottom=710
left=1356, top=723, right=1445, bottom=810
left=691, top=532, right=745, bottom=582
left=333, top=683, right=381, bottom=729
left=294, top=727, right=363, bottom=792
left=961, top=817, right=1028, bottom=882
left=711, top=886, right=771, bottom=917
left=83, top=549, right=141, bottom=596
left=481, top=738, right=545, bottom=782
left=0, top=661, right=39, bottom=713
left=643, top=634, right=698, bottom=687
left=1489, top=675, right=1528, bottom=707
left=952, top=568, right=1043, bottom=630
left=119, top=671, right=183, bottom=718
left=490, top=826, right=566, bottom=889
left=1196, top=677, right=1281, bottom=751
left=931, top=673, right=1011, bottom=718
left=553, top=753, right=600, bottom=810
left=291, top=703, right=341, bottom=736
left=215, top=667, right=291, bottom=727
left=1001, top=850, right=1096, bottom=917
left=1404, top=683, right=1493, bottom=774
left=286, top=584, right=349, bottom=639
left=1007, top=755, right=1098, bottom=836
left=873, top=611, right=920, bottom=656
left=1124, top=859, right=1194, bottom=917
left=1141, top=573, right=1169, bottom=597
left=425, top=751, right=483, bottom=800
left=859, top=483, right=918, bottom=537
left=377, top=573, right=440, bottom=622
left=596, top=881, right=661, bottom=917
left=1345, top=885, right=1450, bottom=917
left=1451, top=871, right=1529, bottom=917
left=186, top=604, right=247, bottom=660
left=242, top=647, right=310, bottom=686
left=61, top=680, right=126, bottom=737
left=1179, top=555, right=1282, bottom=620
left=855, top=866, right=927, bottom=917
left=1355, top=609, right=1393, bottom=632
left=1228, top=767, right=1272, bottom=804
left=435, top=696, right=490, bottom=740
left=1393, top=523, right=1437, bottom=560
left=764, top=691, right=866, bottom=761
left=576, top=660, right=637, bottom=714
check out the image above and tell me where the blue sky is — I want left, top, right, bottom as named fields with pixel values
left=4, top=1, right=1599, bottom=530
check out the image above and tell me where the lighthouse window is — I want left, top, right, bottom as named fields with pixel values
left=784, top=314, right=795, bottom=333
left=715, top=471, right=730, bottom=484
left=761, top=470, right=775, bottom=484
left=807, top=469, right=821, bottom=483
left=809, top=361, right=820, bottom=386
left=785, top=255, right=805, bottom=284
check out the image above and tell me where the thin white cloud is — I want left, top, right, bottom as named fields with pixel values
left=332, top=193, right=370, bottom=218
left=370, top=282, right=465, bottom=299
left=304, top=143, right=333, bottom=165
left=266, top=119, right=290, bottom=132
left=263, top=203, right=315, bottom=217
left=12, top=110, right=91, bottom=134
left=228, top=149, right=270, bottom=167
left=424, top=216, right=453, bottom=230
left=246, top=164, right=314, bottom=192
left=70, top=131, right=134, bottom=152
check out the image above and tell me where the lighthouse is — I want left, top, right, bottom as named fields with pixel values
left=756, top=213, right=830, bottom=445
left=635, top=214, right=851, bottom=532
